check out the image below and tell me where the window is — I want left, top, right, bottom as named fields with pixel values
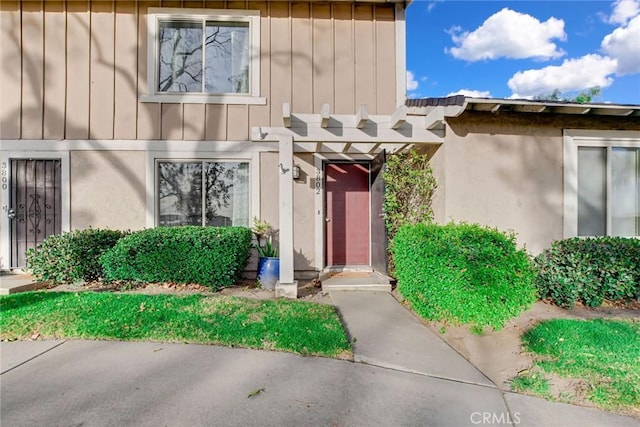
left=143, top=8, right=264, bottom=104
left=157, top=160, right=249, bottom=227
left=565, top=131, right=640, bottom=238
left=578, top=147, right=640, bottom=236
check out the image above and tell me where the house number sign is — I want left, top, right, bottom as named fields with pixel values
left=315, top=167, right=322, bottom=195
left=1, top=161, right=7, bottom=190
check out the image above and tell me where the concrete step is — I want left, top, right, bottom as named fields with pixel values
left=322, top=283, right=392, bottom=292
left=321, top=270, right=392, bottom=293
left=0, top=273, right=48, bottom=295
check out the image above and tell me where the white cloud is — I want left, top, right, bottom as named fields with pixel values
left=446, top=89, right=491, bottom=98
left=407, top=70, right=419, bottom=91
left=602, top=15, right=640, bottom=75
left=507, top=54, right=618, bottom=97
left=447, top=8, right=566, bottom=61
left=608, top=0, right=640, bottom=25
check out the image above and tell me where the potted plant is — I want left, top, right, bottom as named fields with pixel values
left=252, top=218, right=279, bottom=290
left=251, top=217, right=270, bottom=247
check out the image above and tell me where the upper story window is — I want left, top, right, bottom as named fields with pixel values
left=142, top=8, right=265, bottom=105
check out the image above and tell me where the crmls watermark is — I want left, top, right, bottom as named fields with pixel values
left=470, top=411, right=521, bottom=425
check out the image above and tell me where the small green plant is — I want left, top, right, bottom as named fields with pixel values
left=251, top=216, right=271, bottom=239
left=26, top=228, right=127, bottom=284
left=252, top=217, right=278, bottom=258
left=534, top=237, right=640, bottom=308
left=256, top=240, right=278, bottom=258
left=100, top=226, right=252, bottom=288
left=393, top=222, right=536, bottom=332
left=510, top=371, right=552, bottom=399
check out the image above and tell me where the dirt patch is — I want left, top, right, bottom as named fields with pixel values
left=419, top=298, right=640, bottom=418
left=545, top=372, right=594, bottom=406
left=422, top=301, right=563, bottom=389
left=424, top=300, right=639, bottom=389
left=47, top=278, right=331, bottom=303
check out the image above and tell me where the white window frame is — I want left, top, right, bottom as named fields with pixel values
left=141, top=8, right=265, bottom=105
left=563, top=129, right=640, bottom=238
left=146, top=151, right=260, bottom=229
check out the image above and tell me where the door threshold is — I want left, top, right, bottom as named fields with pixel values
left=322, top=265, right=374, bottom=274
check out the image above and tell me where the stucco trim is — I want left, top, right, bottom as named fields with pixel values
left=0, top=151, right=70, bottom=270
left=0, top=140, right=278, bottom=152
left=563, top=129, right=640, bottom=238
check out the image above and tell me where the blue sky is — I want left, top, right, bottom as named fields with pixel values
left=405, top=0, right=640, bottom=104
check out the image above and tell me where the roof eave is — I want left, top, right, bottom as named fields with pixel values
left=407, top=96, right=640, bottom=118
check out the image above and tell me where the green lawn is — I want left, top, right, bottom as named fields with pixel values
left=0, top=292, right=351, bottom=358
left=512, top=318, right=640, bottom=413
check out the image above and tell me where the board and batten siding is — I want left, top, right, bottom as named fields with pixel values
left=0, top=1, right=398, bottom=141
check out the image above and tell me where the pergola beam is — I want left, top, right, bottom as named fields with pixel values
left=391, top=105, right=407, bottom=129
left=356, top=104, right=369, bottom=129
left=283, top=102, right=292, bottom=128
left=424, top=108, right=445, bottom=130
left=320, top=104, right=330, bottom=128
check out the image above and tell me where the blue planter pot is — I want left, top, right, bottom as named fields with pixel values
left=257, top=257, right=279, bottom=290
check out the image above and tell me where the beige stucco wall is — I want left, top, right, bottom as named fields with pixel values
left=421, top=144, right=445, bottom=227
left=260, top=152, right=318, bottom=275
left=70, top=151, right=147, bottom=231
left=436, top=112, right=640, bottom=254
left=1, top=1, right=398, bottom=142
left=293, top=153, right=317, bottom=273
left=259, top=152, right=280, bottom=236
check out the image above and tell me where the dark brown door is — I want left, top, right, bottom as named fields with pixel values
left=325, top=162, right=370, bottom=266
left=10, top=159, right=62, bottom=268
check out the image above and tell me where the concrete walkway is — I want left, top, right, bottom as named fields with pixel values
left=331, top=291, right=492, bottom=386
left=330, top=290, right=639, bottom=427
left=1, top=287, right=638, bottom=426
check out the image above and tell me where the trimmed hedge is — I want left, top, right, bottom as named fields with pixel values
left=393, top=223, right=536, bottom=332
left=534, top=237, right=640, bottom=308
left=100, top=226, right=252, bottom=288
left=26, top=228, right=127, bottom=284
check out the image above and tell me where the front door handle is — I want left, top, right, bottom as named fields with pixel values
left=7, top=208, right=16, bottom=219
left=325, top=217, right=331, bottom=222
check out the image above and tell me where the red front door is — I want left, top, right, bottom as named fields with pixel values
left=325, top=163, right=370, bottom=266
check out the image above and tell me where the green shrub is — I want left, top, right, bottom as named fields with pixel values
left=534, top=237, right=640, bottom=308
left=393, top=223, right=536, bottom=332
left=100, top=226, right=252, bottom=288
left=26, top=228, right=127, bottom=284
left=383, top=149, right=437, bottom=239
left=383, top=149, right=437, bottom=273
